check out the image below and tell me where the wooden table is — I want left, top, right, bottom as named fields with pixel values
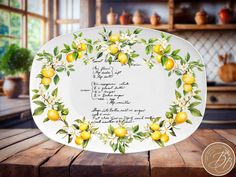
left=0, top=96, right=31, bottom=121
left=0, top=128, right=235, bottom=177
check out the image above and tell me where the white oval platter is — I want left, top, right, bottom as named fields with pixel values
left=30, top=26, right=206, bottom=154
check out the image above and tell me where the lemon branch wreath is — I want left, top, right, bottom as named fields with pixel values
left=32, top=28, right=204, bottom=153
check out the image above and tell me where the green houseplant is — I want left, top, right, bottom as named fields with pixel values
left=0, top=44, right=33, bottom=98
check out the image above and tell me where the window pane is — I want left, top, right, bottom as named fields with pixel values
left=0, top=37, right=9, bottom=56
left=10, top=13, right=21, bottom=38
left=28, top=16, right=43, bottom=53
left=0, top=0, right=8, bottom=5
left=28, top=0, right=43, bottom=15
left=10, top=0, right=22, bottom=9
left=0, top=9, right=9, bottom=36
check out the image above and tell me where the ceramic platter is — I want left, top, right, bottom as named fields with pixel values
left=30, top=26, right=206, bottom=154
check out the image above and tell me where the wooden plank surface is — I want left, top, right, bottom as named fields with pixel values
left=0, top=128, right=235, bottom=177
left=40, top=146, right=82, bottom=177
left=0, top=140, right=63, bottom=177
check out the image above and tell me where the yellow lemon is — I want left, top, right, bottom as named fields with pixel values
left=79, top=123, right=88, bottom=131
left=114, top=127, right=127, bottom=138
left=75, top=136, right=84, bottom=145
left=183, top=83, right=192, bottom=92
left=151, top=131, right=161, bottom=141
left=109, top=44, right=119, bottom=54
left=182, top=74, right=195, bottom=84
left=160, top=133, right=169, bottom=142
left=66, top=53, right=75, bottom=63
left=78, top=43, right=87, bottom=51
left=153, top=44, right=163, bottom=54
left=41, top=67, right=55, bottom=78
left=78, top=51, right=82, bottom=59
left=150, top=123, right=160, bottom=131
left=156, top=54, right=162, bottom=63
left=81, top=131, right=91, bottom=140
left=164, top=58, right=174, bottom=71
left=109, top=34, right=120, bottom=43
left=47, top=109, right=60, bottom=121
left=118, top=52, right=128, bottom=65
left=175, top=112, right=188, bottom=124
left=41, top=77, right=51, bottom=85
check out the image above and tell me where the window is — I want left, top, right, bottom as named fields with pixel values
left=0, top=0, right=47, bottom=55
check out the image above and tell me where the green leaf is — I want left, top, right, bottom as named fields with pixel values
left=33, top=107, right=45, bottom=116
left=108, top=125, right=114, bottom=134
left=72, top=41, right=77, bottom=49
left=32, top=89, right=39, bottom=93
left=32, top=94, right=40, bottom=100
left=148, top=38, right=157, bottom=43
left=175, top=90, right=181, bottom=99
left=111, top=143, right=118, bottom=152
left=64, top=43, right=70, bottom=50
left=164, top=44, right=171, bottom=53
left=72, top=51, right=78, bottom=59
left=169, top=128, right=176, bottom=136
left=171, top=49, right=180, bottom=56
left=52, top=88, right=58, bottom=96
left=54, top=46, right=59, bottom=56
left=119, top=144, right=125, bottom=154
left=132, top=125, right=139, bottom=133
left=186, top=119, right=192, bottom=124
left=54, top=75, right=60, bottom=85
left=43, top=117, right=49, bottom=123
left=145, top=45, right=152, bottom=55
left=87, top=45, right=93, bottom=53
left=61, top=49, right=69, bottom=53
left=97, top=52, right=103, bottom=59
left=161, top=56, right=168, bottom=66
left=155, top=140, right=164, bottom=147
left=82, top=140, right=89, bottom=148
left=188, top=102, right=201, bottom=108
left=68, top=134, right=73, bottom=143
left=134, top=28, right=142, bottom=34
left=159, top=120, right=165, bottom=127
left=176, top=78, right=182, bottom=88
left=189, top=108, right=202, bottom=117
left=185, top=52, right=190, bottom=62
left=56, top=129, right=67, bottom=134
left=140, top=38, right=146, bottom=44
left=193, top=95, right=202, bottom=100
left=33, top=101, right=46, bottom=107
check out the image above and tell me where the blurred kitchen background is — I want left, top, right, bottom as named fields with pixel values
left=0, top=0, right=235, bottom=128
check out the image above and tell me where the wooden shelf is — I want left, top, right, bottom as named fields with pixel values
left=174, top=24, right=236, bottom=31
left=96, top=24, right=169, bottom=30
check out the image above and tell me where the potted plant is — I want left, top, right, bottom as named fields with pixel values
left=0, top=44, right=33, bottom=98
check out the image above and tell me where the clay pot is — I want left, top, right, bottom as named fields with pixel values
left=150, top=13, right=161, bottom=25
left=218, top=8, right=232, bottom=24
left=132, top=10, right=144, bottom=25
left=195, top=9, right=208, bottom=25
left=107, top=7, right=117, bottom=25
left=0, top=79, right=3, bottom=95
left=3, top=77, right=23, bottom=98
left=21, top=72, right=30, bottom=95
left=119, top=10, right=130, bottom=25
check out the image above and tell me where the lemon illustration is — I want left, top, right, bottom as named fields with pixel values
left=175, top=112, right=188, bottom=124
left=41, top=67, right=55, bottom=78
left=109, top=44, right=119, bottom=54
left=75, top=136, right=84, bottom=145
left=41, top=77, right=51, bottom=85
left=156, top=54, right=162, bottom=63
left=81, top=131, right=91, bottom=140
left=114, top=127, right=127, bottom=138
left=109, top=34, right=120, bottom=43
left=78, top=51, right=83, bottom=59
left=182, top=74, right=195, bottom=84
left=78, top=43, right=87, bottom=51
left=79, top=123, right=88, bottom=131
left=183, top=83, right=192, bottom=92
left=150, top=123, right=160, bottom=131
left=66, top=53, right=75, bottom=63
left=118, top=52, right=128, bottom=65
left=153, top=44, right=163, bottom=54
left=151, top=131, right=161, bottom=141
left=164, top=58, right=174, bottom=71
left=160, top=133, right=169, bottom=142
left=47, top=109, right=60, bottom=121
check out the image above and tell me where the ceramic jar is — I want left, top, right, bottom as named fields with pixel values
left=150, top=12, right=161, bottom=25
left=107, top=7, right=117, bottom=25
left=132, top=10, right=144, bottom=25
left=195, top=9, right=208, bottom=25
left=3, top=77, right=23, bottom=98
left=119, top=10, right=130, bottom=25
left=218, top=8, right=232, bottom=24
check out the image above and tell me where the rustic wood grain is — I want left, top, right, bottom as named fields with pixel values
left=102, top=152, right=149, bottom=177
left=0, top=129, right=41, bottom=149
left=0, top=133, right=48, bottom=162
left=214, top=129, right=236, bottom=145
left=150, top=145, right=185, bottom=177
left=70, top=151, right=107, bottom=177
left=0, top=140, right=63, bottom=177
left=40, top=146, right=82, bottom=177
left=0, top=129, right=30, bottom=140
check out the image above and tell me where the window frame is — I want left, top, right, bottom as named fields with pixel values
left=0, top=0, right=47, bottom=48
